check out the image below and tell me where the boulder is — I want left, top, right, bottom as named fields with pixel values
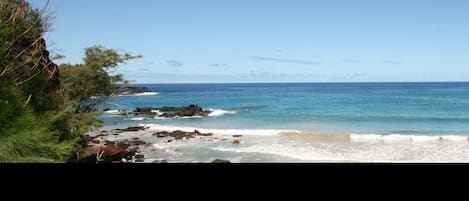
left=132, top=104, right=213, bottom=118
left=135, top=107, right=155, bottom=113
left=153, top=130, right=212, bottom=140
left=198, top=133, right=213, bottom=136
left=121, top=126, right=145, bottom=132
left=79, top=141, right=134, bottom=163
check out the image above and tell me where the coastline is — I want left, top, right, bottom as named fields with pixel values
left=88, top=82, right=469, bottom=163
left=80, top=123, right=469, bottom=163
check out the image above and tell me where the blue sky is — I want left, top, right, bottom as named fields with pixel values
left=31, top=0, right=469, bottom=83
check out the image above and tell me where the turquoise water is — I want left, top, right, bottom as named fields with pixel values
left=100, top=82, right=469, bottom=135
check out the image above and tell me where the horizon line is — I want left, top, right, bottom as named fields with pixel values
left=128, top=81, right=469, bottom=85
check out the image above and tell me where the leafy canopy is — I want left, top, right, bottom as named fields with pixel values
left=60, top=45, right=142, bottom=113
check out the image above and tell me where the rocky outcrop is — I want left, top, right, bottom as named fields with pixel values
left=74, top=138, right=137, bottom=163
left=113, top=86, right=152, bottom=96
left=71, top=126, right=152, bottom=163
left=39, top=39, right=60, bottom=93
left=153, top=130, right=213, bottom=140
left=116, top=126, right=146, bottom=132
left=133, top=104, right=212, bottom=118
left=72, top=124, right=243, bottom=163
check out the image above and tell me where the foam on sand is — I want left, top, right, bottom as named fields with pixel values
left=280, top=132, right=469, bottom=143
left=349, top=133, right=469, bottom=142
left=211, top=133, right=469, bottom=162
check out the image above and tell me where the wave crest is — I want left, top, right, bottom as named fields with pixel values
left=117, top=92, right=159, bottom=97
left=281, top=132, right=469, bottom=143
left=208, top=109, right=237, bottom=117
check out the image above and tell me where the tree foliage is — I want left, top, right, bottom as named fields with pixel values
left=60, top=46, right=141, bottom=113
left=0, top=0, right=142, bottom=162
left=0, top=0, right=74, bottom=162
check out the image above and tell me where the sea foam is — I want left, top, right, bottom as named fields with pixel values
left=349, top=133, right=469, bottom=142
left=280, top=132, right=469, bottom=143
left=140, top=124, right=300, bottom=136
left=117, top=92, right=159, bottom=97
left=104, top=110, right=121, bottom=114
left=210, top=133, right=469, bottom=162
left=207, top=109, right=237, bottom=117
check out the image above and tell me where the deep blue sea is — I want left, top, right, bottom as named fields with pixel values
left=101, top=82, right=469, bottom=135
left=97, top=82, right=469, bottom=162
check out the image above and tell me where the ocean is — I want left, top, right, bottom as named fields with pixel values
left=98, top=82, right=469, bottom=162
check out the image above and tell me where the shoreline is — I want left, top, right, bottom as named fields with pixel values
left=78, top=123, right=469, bottom=163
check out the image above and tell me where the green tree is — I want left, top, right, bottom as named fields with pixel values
left=60, top=46, right=142, bottom=113
left=0, top=0, right=142, bottom=162
left=57, top=46, right=141, bottom=146
left=0, top=0, right=76, bottom=162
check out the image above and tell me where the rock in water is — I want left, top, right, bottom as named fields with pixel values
left=135, top=107, right=155, bottom=113
left=132, top=104, right=213, bottom=118
left=120, top=126, right=145, bottom=132
left=152, top=130, right=212, bottom=140
left=114, top=86, right=152, bottom=96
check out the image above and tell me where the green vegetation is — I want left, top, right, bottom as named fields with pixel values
left=58, top=46, right=141, bottom=140
left=0, top=0, right=141, bottom=162
left=0, top=0, right=73, bottom=162
left=60, top=46, right=141, bottom=113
